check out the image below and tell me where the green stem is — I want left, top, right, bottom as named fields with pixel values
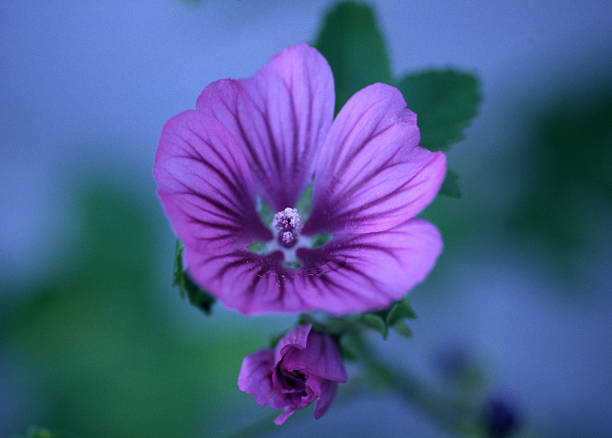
left=352, top=333, right=470, bottom=433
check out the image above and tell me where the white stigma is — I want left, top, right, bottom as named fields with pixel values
left=272, top=207, right=302, bottom=247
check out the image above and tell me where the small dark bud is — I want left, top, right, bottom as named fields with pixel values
left=482, top=395, right=521, bottom=438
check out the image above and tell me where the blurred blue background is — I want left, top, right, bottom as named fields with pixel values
left=1, top=1, right=611, bottom=437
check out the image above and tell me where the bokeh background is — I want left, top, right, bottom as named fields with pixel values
left=1, top=1, right=611, bottom=437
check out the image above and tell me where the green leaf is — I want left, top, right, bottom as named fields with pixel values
left=398, top=69, right=481, bottom=151
left=360, top=313, right=388, bottom=339
left=339, top=338, right=359, bottom=361
left=182, top=273, right=216, bottom=315
left=440, top=169, right=461, bottom=198
left=173, top=240, right=216, bottom=315
left=391, top=321, right=413, bottom=338
left=385, top=296, right=417, bottom=326
left=314, top=1, right=392, bottom=112
left=173, top=240, right=186, bottom=298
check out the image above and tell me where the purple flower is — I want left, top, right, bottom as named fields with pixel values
left=154, top=44, right=446, bottom=314
left=237, top=324, right=347, bottom=424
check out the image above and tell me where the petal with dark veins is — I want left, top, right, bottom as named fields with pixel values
left=154, top=110, right=272, bottom=252
left=304, top=83, right=446, bottom=236
left=197, top=44, right=334, bottom=211
left=184, top=219, right=442, bottom=314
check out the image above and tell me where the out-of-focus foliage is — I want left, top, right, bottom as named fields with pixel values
left=440, top=170, right=461, bottom=199
left=507, top=83, right=612, bottom=274
left=1, top=182, right=260, bottom=438
left=398, top=70, right=482, bottom=152
left=293, top=297, right=416, bottom=343
left=314, top=1, right=392, bottom=113
left=15, top=426, right=75, bottom=438
left=173, top=240, right=216, bottom=315
left=359, top=296, right=417, bottom=339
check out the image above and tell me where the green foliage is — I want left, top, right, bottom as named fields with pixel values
left=294, top=296, right=417, bottom=341
left=310, top=233, right=333, bottom=248
left=15, top=427, right=75, bottom=438
left=398, top=69, right=481, bottom=151
left=246, top=241, right=268, bottom=254
left=508, top=85, right=612, bottom=271
left=338, top=336, right=359, bottom=361
left=2, top=183, right=261, bottom=438
left=359, top=313, right=388, bottom=338
left=315, top=3, right=481, bottom=199
left=391, top=321, right=413, bottom=338
left=315, top=1, right=392, bottom=112
left=359, top=296, right=417, bottom=339
left=257, top=198, right=275, bottom=226
left=385, top=296, right=417, bottom=325
left=173, top=240, right=215, bottom=314
left=440, top=169, right=462, bottom=198
left=296, top=183, right=313, bottom=219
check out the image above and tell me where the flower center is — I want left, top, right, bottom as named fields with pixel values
left=272, top=207, right=303, bottom=248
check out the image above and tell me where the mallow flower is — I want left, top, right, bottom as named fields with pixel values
left=238, top=324, right=347, bottom=424
left=154, top=44, right=446, bottom=314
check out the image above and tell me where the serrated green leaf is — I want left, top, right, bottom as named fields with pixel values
left=360, top=313, right=388, bottom=339
left=385, top=296, right=417, bottom=326
left=398, top=69, right=481, bottom=151
left=314, top=1, right=392, bottom=112
left=440, top=169, right=461, bottom=198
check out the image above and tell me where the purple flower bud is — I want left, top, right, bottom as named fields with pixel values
left=238, top=324, right=347, bottom=425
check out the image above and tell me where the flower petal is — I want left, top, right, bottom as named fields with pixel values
left=280, top=331, right=347, bottom=382
left=303, top=83, right=446, bottom=236
left=313, top=381, right=338, bottom=419
left=184, top=219, right=442, bottom=314
left=154, top=110, right=272, bottom=252
left=296, top=218, right=443, bottom=314
left=237, top=348, right=275, bottom=407
left=197, top=44, right=334, bottom=210
left=274, top=324, right=312, bottom=366
left=183, top=247, right=309, bottom=314
left=274, top=408, right=297, bottom=426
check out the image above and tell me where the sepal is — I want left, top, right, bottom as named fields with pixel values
left=173, top=240, right=215, bottom=315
